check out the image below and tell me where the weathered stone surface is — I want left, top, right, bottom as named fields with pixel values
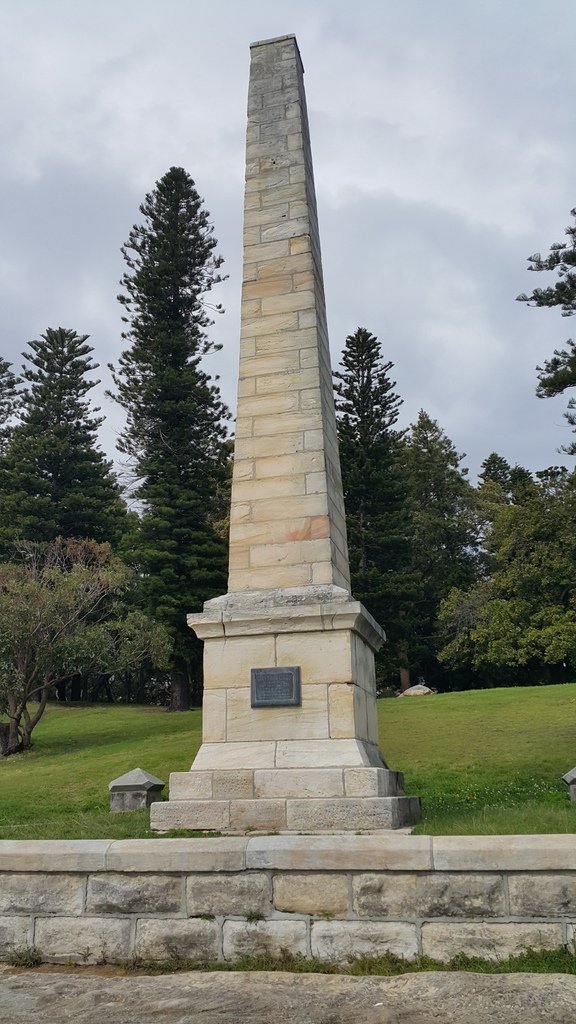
left=223, top=919, right=307, bottom=960
left=86, top=873, right=181, bottom=915
left=245, top=834, right=433, bottom=870
left=187, top=872, right=270, bottom=917
left=229, top=798, right=287, bottom=831
left=353, top=872, right=506, bottom=918
left=343, top=767, right=404, bottom=797
left=135, top=918, right=220, bottom=961
left=273, top=872, right=349, bottom=916
left=508, top=872, right=576, bottom=915
left=105, top=838, right=247, bottom=873
left=34, top=917, right=131, bottom=964
left=254, top=767, right=344, bottom=798
left=433, top=834, right=576, bottom=871
left=421, top=921, right=564, bottom=961
left=149, top=799, right=230, bottom=832
left=2, top=967, right=576, bottom=1024
left=285, top=796, right=403, bottom=831
left=168, top=771, right=213, bottom=799
left=0, top=841, right=111, bottom=872
left=212, top=770, right=255, bottom=800
left=0, top=873, right=84, bottom=915
left=311, top=920, right=418, bottom=961
left=0, top=916, right=30, bottom=957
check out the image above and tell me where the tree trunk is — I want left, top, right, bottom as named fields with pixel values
left=399, top=666, right=411, bottom=692
left=169, top=664, right=191, bottom=711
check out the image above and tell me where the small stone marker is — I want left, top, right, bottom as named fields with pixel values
left=562, top=767, right=576, bottom=801
left=109, top=768, right=165, bottom=813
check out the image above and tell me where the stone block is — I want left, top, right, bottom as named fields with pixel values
left=245, top=834, right=433, bottom=871
left=286, top=797, right=401, bottom=831
left=212, top=771, right=255, bottom=800
left=344, top=768, right=403, bottom=798
left=274, top=631, right=352, bottom=685
left=135, top=919, right=220, bottom=962
left=432, top=835, right=576, bottom=871
left=311, top=921, right=418, bottom=962
left=273, top=873, right=348, bottom=916
left=229, top=799, right=287, bottom=831
left=421, top=922, right=564, bottom=962
left=0, top=841, right=111, bottom=873
left=254, top=768, right=344, bottom=799
left=106, top=839, right=247, bottom=873
left=328, top=683, right=356, bottom=738
left=353, top=872, right=505, bottom=919
left=149, top=800, right=230, bottom=832
left=169, top=771, right=213, bottom=800
left=202, top=691, right=226, bottom=742
left=223, top=920, right=307, bottom=961
left=192, top=742, right=276, bottom=770
left=86, top=873, right=181, bottom=915
left=204, top=635, right=276, bottom=689
left=0, top=873, right=84, bottom=915
left=226, top=685, right=328, bottom=743
left=0, top=916, right=31, bottom=957
left=187, top=872, right=270, bottom=917
left=243, top=239, right=291, bottom=264
left=275, top=738, right=370, bottom=769
left=34, top=917, right=131, bottom=964
left=508, top=873, right=576, bottom=916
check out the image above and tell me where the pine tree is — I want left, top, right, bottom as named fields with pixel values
left=404, top=410, right=479, bottom=687
left=517, top=207, right=576, bottom=452
left=109, top=167, right=229, bottom=710
left=334, top=328, right=417, bottom=687
left=0, top=358, right=20, bottom=456
left=0, top=329, right=126, bottom=553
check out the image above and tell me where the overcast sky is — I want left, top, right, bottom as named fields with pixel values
left=1, top=0, right=575, bottom=480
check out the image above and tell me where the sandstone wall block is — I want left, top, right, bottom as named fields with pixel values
left=135, top=918, right=220, bottom=961
left=508, top=872, right=576, bottom=916
left=0, top=872, right=84, bottom=915
left=311, top=920, right=418, bottom=962
left=352, top=872, right=506, bottom=919
left=0, top=916, right=31, bottom=957
left=105, top=838, right=248, bottom=873
left=273, top=872, right=348, bottom=916
left=223, top=919, right=307, bottom=961
left=86, top=873, right=181, bottom=915
left=34, top=917, right=131, bottom=964
left=421, top=921, right=564, bottom=962
left=187, top=872, right=270, bottom=917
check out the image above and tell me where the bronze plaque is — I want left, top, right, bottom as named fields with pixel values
left=251, top=667, right=301, bottom=708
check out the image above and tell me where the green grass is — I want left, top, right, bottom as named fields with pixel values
left=0, top=704, right=202, bottom=840
left=11, top=948, right=576, bottom=976
left=379, top=684, right=576, bottom=835
left=1, top=683, right=576, bottom=838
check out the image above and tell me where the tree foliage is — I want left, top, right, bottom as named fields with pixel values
left=517, top=207, right=576, bottom=453
left=0, top=328, right=126, bottom=553
left=109, top=167, right=230, bottom=709
left=439, top=469, right=576, bottom=682
left=0, top=538, right=170, bottom=755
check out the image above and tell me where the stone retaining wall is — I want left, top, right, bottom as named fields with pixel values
left=1, top=835, right=576, bottom=964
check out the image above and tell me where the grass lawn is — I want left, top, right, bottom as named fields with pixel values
left=1, top=683, right=576, bottom=838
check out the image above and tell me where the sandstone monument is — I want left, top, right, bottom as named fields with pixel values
left=151, top=35, right=420, bottom=832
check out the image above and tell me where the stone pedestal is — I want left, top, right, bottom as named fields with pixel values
left=150, top=35, right=420, bottom=833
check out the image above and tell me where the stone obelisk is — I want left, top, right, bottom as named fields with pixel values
left=151, top=35, right=420, bottom=832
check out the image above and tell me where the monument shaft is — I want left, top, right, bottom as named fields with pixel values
left=150, top=36, right=420, bottom=833
left=229, top=36, right=350, bottom=594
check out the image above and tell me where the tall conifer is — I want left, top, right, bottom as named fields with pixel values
left=109, top=167, right=229, bottom=709
left=0, top=328, right=125, bottom=553
left=334, top=328, right=417, bottom=686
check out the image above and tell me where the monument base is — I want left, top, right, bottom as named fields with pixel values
left=150, top=764, right=420, bottom=832
left=150, top=588, right=421, bottom=833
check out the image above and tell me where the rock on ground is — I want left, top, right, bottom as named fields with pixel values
left=1, top=968, right=576, bottom=1024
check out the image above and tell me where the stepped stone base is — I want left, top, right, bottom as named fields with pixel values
left=150, top=767, right=421, bottom=833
